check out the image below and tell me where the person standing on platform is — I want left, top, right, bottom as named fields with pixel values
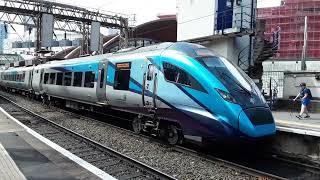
left=293, top=82, right=312, bottom=119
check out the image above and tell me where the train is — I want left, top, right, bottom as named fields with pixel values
left=0, top=42, right=276, bottom=144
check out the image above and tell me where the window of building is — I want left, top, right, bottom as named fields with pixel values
left=56, top=73, right=63, bottom=85
left=73, top=72, right=83, bottom=87
left=49, top=73, right=56, bottom=84
left=84, top=71, right=95, bottom=88
left=100, top=69, right=105, bottom=88
left=163, top=62, right=206, bottom=93
left=64, top=72, right=72, bottom=86
left=44, top=73, right=49, bottom=84
left=114, top=62, right=131, bottom=90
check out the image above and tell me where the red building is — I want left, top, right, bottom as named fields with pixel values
left=258, top=0, right=320, bottom=60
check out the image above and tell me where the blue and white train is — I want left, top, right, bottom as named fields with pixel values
left=0, top=42, right=276, bottom=144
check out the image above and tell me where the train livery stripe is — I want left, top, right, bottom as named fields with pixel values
left=176, top=85, right=217, bottom=118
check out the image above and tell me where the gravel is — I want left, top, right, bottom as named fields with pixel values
left=0, top=90, right=252, bottom=180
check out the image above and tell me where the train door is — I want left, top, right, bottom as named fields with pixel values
left=142, top=59, right=158, bottom=111
left=96, top=60, right=107, bottom=103
left=28, top=70, right=33, bottom=90
left=39, top=68, right=44, bottom=92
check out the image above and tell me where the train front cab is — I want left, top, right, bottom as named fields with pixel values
left=158, top=42, right=276, bottom=143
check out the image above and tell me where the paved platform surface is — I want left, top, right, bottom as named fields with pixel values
left=273, top=111, right=320, bottom=136
left=0, top=107, right=113, bottom=180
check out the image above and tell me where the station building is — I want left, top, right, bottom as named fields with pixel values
left=176, top=0, right=256, bottom=70
left=258, top=0, right=320, bottom=99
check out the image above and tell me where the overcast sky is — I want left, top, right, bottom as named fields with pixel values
left=56, top=0, right=177, bottom=25
left=5, top=0, right=281, bottom=44
left=55, top=0, right=281, bottom=25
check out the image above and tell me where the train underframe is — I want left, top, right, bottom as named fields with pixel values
left=1, top=86, right=185, bottom=145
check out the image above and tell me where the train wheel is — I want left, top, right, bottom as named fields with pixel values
left=132, top=117, right=142, bottom=134
left=166, top=124, right=181, bottom=145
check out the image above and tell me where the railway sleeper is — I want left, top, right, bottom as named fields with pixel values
left=117, top=172, right=145, bottom=180
left=78, top=151, right=101, bottom=158
left=70, top=147, right=94, bottom=154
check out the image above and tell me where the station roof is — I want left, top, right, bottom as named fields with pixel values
left=132, top=15, right=177, bottom=42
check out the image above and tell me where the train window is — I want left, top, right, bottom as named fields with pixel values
left=44, top=73, right=49, bottom=84
left=56, top=73, right=63, bottom=85
left=84, top=71, right=95, bottom=88
left=73, top=72, right=83, bottom=87
left=114, top=62, right=131, bottom=90
left=64, top=72, right=72, bottom=86
left=114, top=69, right=130, bottom=90
left=100, top=69, right=105, bottom=88
left=163, top=62, right=207, bottom=93
left=49, top=73, right=56, bottom=84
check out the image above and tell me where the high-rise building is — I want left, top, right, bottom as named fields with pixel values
left=258, top=0, right=320, bottom=60
left=0, top=24, right=8, bottom=53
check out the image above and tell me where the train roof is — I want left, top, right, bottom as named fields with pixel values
left=1, top=42, right=217, bottom=72
left=33, top=42, right=175, bottom=69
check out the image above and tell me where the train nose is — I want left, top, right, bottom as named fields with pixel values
left=238, top=107, right=276, bottom=138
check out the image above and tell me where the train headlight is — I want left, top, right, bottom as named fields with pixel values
left=215, top=89, right=238, bottom=104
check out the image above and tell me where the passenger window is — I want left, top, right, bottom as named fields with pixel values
left=100, top=69, right=105, bottom=88
left=114, top=62, right=131, bottom=90
left=56, top=73, right=63, bottom=85
left=49, top=73, right=56, bottom=84
left=84, top=71, right=95, bottom=88
left=73, top=72, right=83, bottom=87
left=163, top=62, right=207, bottom=93
left=44, top=73, right=49, bottom=84
left=64, top=72, right=72, bottom=86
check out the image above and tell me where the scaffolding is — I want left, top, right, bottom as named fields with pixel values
left=258, top=0, right=320, bottom=60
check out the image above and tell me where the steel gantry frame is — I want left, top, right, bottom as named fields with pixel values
left=0, top=53, right=23, bottom=66
left=0, top=0, right=129, bottom=52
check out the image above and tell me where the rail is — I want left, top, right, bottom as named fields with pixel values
left=0, top=94, right=176, bottom=180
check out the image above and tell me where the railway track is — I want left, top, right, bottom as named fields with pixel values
left=2, top=93, right=320, bottom=179
left=0, top=95, right=176, bottom=180
left=71, top=105, right=320, bottom=179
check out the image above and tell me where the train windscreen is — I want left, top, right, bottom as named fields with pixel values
left=198, top=56, right=253, bottom=92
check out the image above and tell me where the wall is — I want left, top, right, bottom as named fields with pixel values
left=177, top=0, right=217, bottom=41
left=262, top=60, right=320, bottom=97
left=283, top=72, right=320, bottom=99
left=202, top=37, right=238, bottom=64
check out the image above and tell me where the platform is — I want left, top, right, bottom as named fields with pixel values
left=0, top=107, right=115, bottom=180
left=273, top=111, right=320, bottom=137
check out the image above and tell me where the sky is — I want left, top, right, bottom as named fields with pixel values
left=4, top=0, right=281, bottom=47
left=257, top=0, right=281, bottom=8
left=55, top=0, right=177, bottom=25
left=56, top=0, right=281, bottom=25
